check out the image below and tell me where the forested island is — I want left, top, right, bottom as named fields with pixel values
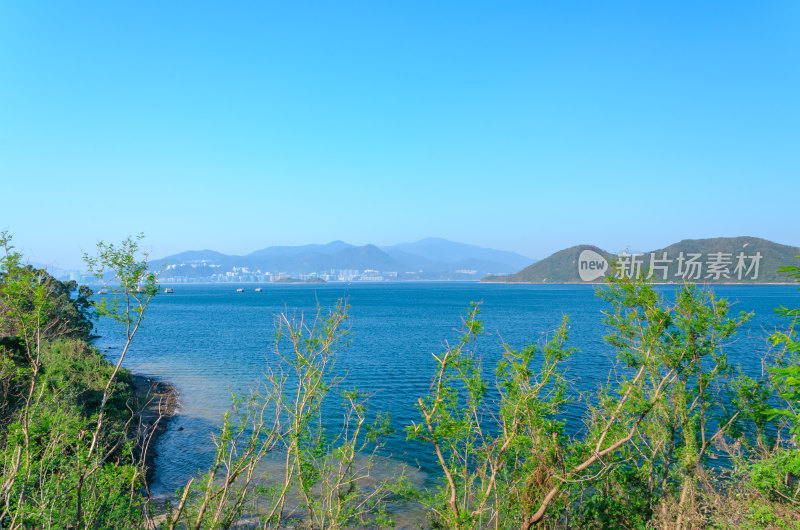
left=483, top=236, right=800, bottom=284
left=1, top=231, right=799, bottom=528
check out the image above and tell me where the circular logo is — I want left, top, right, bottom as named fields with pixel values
left=578, top=249, right=608, bottom=281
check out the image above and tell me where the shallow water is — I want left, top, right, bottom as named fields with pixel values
left=93, top=282, right=800, bottom=499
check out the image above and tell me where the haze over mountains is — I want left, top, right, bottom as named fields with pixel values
left=155, top=238, right=535, bottom=282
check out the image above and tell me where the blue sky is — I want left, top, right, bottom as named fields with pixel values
left=1, top=2, right=798, bottom=269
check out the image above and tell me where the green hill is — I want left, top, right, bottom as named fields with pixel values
left=482, top=237, right=800, bottom=284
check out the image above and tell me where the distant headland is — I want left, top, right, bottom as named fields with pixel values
left=482, top=236, right=800, bottom=284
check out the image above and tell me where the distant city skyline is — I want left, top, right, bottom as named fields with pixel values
left=2, top=2, right=798, bottom=269
left=14, top=234, right=800, bottom=277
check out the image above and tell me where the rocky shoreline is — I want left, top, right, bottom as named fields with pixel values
left=131, top=375, right=179, bottom=487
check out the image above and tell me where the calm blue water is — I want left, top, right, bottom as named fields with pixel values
left=93, top=282, right=800, bottom=496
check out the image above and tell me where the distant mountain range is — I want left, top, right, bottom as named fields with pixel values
left=482, top=237, right=800, bottom=284
left=154, top=238, right=535, bottom=282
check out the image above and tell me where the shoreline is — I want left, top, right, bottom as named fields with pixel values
left=131, top=375, right=179, bottom=487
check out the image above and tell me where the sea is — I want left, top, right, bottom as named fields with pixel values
left=92, top=282, right=800, bottom=499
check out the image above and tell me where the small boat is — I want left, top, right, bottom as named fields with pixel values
left=97, top=288, right=109, bottom=295
left=236, top=288, right=244, bottom=292
left=255, top=288, right=262, bottom=292
left=164, top=288, right=174, bottom=293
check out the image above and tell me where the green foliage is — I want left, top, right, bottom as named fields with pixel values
left=0, top=382, right=142, bottom=527
left=269, top=301, right=402, bottom=528
left=1, top=231, right=53, bottom=361
left=714, top=259, right=800, bottom=527
left=168, top=301, right=404, bottom=529
left=747, top=449, right=800, bottom=498
left=83, top=233, right=159, bottom=330
left=167, top=394, right=282, bottom=529
left=39, top=339, right=135, bottom=423
left=0, top=264, right=94, bottom=344
left=572, top=273, right=751, bottom=528
left=1, top=228, right=799, bottom=528
left=0, top=233, right=153, bottom=529
left=768, top=263, right=800, bottom=437
left=408, top=302, right=575, bottom=528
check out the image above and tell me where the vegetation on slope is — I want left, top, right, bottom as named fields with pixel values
left=1, top=230, right=799, bottom=528
left=0, top=232, right=146, bottom=527
left=485, top=236, right=800, bottom=283
left=483, top=244, right=612, bottom=283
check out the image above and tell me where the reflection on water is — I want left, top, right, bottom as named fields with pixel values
left=94, top=282, right=800, bottom=516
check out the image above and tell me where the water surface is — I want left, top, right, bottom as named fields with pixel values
left=93, top=282, right=800, bottom=496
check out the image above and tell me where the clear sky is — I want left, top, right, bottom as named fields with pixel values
left=1, top=2, right=798, bottom=269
